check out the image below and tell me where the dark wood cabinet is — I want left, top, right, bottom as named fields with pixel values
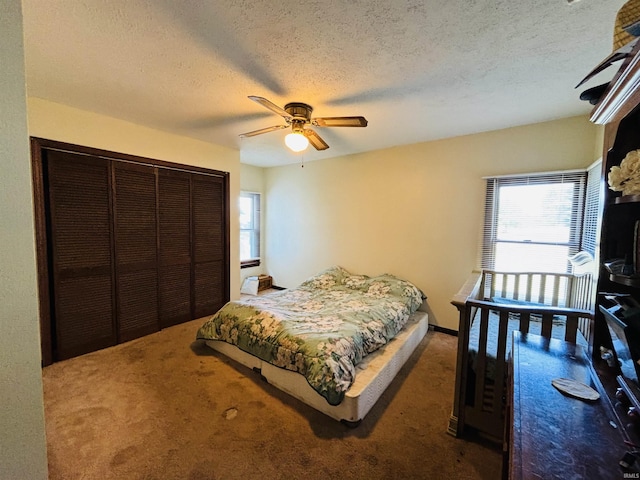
left=591, top=40, right=640, bottom=435
left=32, top=138, right=230, bottom=364
left=508, top=333, right=634, bottom=480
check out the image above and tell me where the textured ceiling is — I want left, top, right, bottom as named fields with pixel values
left=22, top=0, right=627, bottom=167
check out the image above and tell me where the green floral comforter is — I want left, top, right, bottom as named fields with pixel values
left=196, top=266, right=425, bottom=405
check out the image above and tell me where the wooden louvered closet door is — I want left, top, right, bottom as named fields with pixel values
left=112, top=162, right=159, bottom=342
left=158, top=169, right=192, bottom=327
left=192, top=175, right=227, bottom=318
left=34, top=138, right=230, bottom=363
left=47, top=151, right=117, bottom=360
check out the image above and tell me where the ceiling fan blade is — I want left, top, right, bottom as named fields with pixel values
left=248, top=96, right=291, bottom=119
left=239, top=124, right=288, bottom=138
left=304, top=128, right=330, bottom=151
left=312, top=116, right=368, bottom=127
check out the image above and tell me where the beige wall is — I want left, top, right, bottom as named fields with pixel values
left=594, top=123, right=605, bottom=160
left=241, top=163, right=266, bottom=192
left=27, top=98, right=242, bottom=299
left=0, top=1, right=49, bottom=478
left=240, top=163, right=267, bottom=281
left=264, top=115, right=600, bottom=330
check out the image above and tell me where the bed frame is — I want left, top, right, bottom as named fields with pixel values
left=448, top=270, right=594, bottom=440
left=204, top=310, right=429, bottom=426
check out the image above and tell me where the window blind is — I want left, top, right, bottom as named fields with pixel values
left=240, top=192, right=261, bottom=267
left=582, top=161, right=603, bottom=257
left=481, top=171, right=587, bottom=273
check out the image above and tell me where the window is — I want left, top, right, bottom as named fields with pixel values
left=481, top=171, right=588, bottom=273
left=240, top=192, right=260, bottom=268
left=581, top=160, right=603, bottom=259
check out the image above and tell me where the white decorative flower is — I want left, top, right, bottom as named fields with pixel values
left=608, top=150, right=640, bottom=195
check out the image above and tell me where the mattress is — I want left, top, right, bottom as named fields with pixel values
left=204, top=310, right=429, bottom=424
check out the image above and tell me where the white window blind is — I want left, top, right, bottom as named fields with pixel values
left=481, top=171, right=587, bottom=273
left=582, top=161, right=603, bottom=258
left=240, top=192, right=260, bottom=267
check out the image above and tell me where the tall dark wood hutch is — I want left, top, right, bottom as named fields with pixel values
left=586, top=37, right=640, bottom=469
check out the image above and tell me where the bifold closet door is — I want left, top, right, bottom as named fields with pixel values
left=192, top=174, right=227, bottom=318
left=47, top=151, right=117, bottom=360
left=158, top=169, right=192, bottom=328
left=112, top=162, right=159, bottom=342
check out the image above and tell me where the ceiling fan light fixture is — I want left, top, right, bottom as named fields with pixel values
left=285, top=132, right=309, bottom=152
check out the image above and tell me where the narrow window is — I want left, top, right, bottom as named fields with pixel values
left=240, top=192, right=260, bottom=268
left=581, top=160, right=602, bottom=259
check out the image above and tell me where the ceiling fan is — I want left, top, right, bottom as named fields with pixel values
left=239, top=96, right=368, bottom=152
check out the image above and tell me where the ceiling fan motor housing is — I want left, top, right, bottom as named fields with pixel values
left=284, top=102, right=313, bottom=122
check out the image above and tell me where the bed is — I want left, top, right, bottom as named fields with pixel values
left=448, top=270, right=595, bottom=440
left=196, top=266, right=428, bottom=426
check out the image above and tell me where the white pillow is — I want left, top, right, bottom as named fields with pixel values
left=240, top=276, right=259, bottom=295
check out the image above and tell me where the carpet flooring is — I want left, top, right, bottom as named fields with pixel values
left=42, top=318, right=502, bottom=480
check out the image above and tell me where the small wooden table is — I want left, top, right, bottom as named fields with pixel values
left=508, top=332, right=638, bottom=479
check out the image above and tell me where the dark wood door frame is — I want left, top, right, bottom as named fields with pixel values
left=30, top=137, right=231, bottom=365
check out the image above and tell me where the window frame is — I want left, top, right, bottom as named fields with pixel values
left=239, top=191, right=261, bottom=269
left=481, top=170, right=588, bottom=274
